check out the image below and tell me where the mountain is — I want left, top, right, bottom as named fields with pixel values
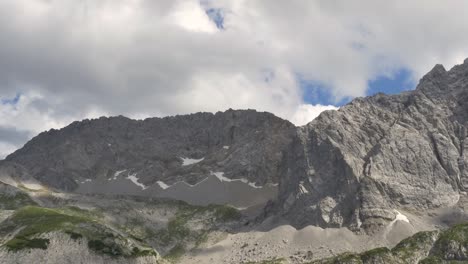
left=2, top=110, right=295, bottom=208
left=272, top=59, right=468, bottom=232
left=1, top=59, right=468, bottom=263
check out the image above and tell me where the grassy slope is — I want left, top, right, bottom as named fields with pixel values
left=0, top=198, right=242, bottom=263
left=0, top=206, right=157, bottom=258
left=145, top=202, right=241, bottom=262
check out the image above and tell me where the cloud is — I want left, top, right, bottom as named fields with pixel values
left=291, top=104, right=339, bottom=126
left=0, top=127, right=30, bottom=146
left=0, top=126, right=30, bottom=159
left=1, top=0, right=468, bottom=157
left=0, top=142, right=18, bottom=160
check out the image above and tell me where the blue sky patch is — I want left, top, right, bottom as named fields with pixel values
left=299, top=77, right=351, bottom=106
left=1, top=93, right=21, bottom=105
left=367, top=68, right=415, bottom=96
left=300, top=68, right=416, bottom=107
left=205, top=8, right=224, bottom=29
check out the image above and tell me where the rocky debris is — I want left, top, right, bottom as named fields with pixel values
left=0, top=232, right=160, bottom=264
left=308, top=224, right=468, bottom=264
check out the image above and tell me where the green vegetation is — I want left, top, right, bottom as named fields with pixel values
left=309, top=252, right=363, bottom=264
left=65, top=230, right=83, bottom=240
left=152, top=202, right=241, bottom=252
left=88, top=238, right=124, bottom=257
left=0, top=206, right=93, bottom=238
left=164, top=244, right=185, bottom=262
left=360, top=247, right=394, bottom=263
left=392, top=230, right=438, bottom=261
left=212, top=204, right=242, bottom=221
left=245, top=258, right=286, bottom=264
left=0, top=206, right=157, bottom=258
left=308, top=225, right=468, bottom=263
left=308, top=246, right=397, bottom=263
left=418, top=256, right=443, bottom=264
left=131, top=246, right=158, bottom=258
left=434, top=222, right=468, bottom=248
left=0, top=198, right=241, bottom=260
left=5, top=237, right=50, bottom=251
left=429, top=222, right=468, bottom=262
left=0, top=192, right=37, bottom=210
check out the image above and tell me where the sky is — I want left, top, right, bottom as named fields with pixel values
left=1, top=0, right=468, bottom=158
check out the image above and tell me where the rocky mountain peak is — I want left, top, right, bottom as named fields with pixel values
left=2, top=59, right=468, bottom=235
left=269, top=59, right=468, bottom=231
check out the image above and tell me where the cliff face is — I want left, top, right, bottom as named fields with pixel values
left=4, top=109, right=295, bottom=192
left=275, top=59, right=468, bottom=230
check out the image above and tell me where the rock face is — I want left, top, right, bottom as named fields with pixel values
left=2, top=60, right=468, bottom=231
left=275, top=59, right=468, bottom=230
left=3, top=109, right=294, bottom=207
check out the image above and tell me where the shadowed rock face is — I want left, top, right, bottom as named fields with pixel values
left=274, top=59, right=468, bottom=230
left=4, top=109, right=295, bottom=196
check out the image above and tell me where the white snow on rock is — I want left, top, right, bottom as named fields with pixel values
left=157, top=181, right=170, bottom=190
left=393, top=210, right=410, bottom=223
left=152, top=172, right=266, bottom=191
left=109, top=169, right=127, bottom=181
left=210, top=171, right=262, bottom=188
left=223, top=146, right=230, bottom=149
left=385, top=210, right=411, bottom=238
left=299, top=183, right=309, bottom=194
left=387, top=210, right=410, bottom=229
left=126, top=173, right=148, bottom=190
left=181, top=157, right=204, bottom=166
left=80, top=179, right=92, bottom=184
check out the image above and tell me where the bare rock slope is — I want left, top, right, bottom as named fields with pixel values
left=3, top=109, right=294, bottom=207
left=274, top=59, right=468, bottom=230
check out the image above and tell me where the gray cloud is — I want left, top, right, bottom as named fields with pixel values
left=0, top=126, right=31, bottom=146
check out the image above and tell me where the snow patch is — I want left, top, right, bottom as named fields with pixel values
left=152, top=172, right=268, bottom=191
left=385, top=210, right=411, bottom=237
left=299, top=183, right=309, bottom=194
left=126, top=173, right=148, bottom=190
left=211, top=171, right=229, bottom=181
left=387, top=210, right=410, bottom=229
left=157, top=181, right=170, bottom=190
left=109, top=169, right=127, bottom=181
left=223, top=146, right=230, bottom=149
left=356, top=214, right=363, bottom=229
left=210, top=171, right=262, bottom=188
left=181, top=157, right=204, bottom=166
left=393, top=210, right=409, bottom=223
left=80, top=179, right=92, bottom=184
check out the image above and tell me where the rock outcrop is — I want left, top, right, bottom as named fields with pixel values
left=274, top=59, right=468, bottom=230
